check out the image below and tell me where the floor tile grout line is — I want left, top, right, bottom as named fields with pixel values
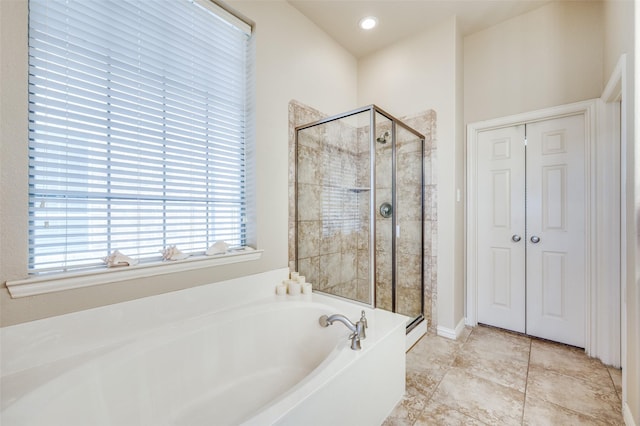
left=606, top=366, right=623, bottom=403
left=407, top=328, right=473, bottom=425
left=521, top=338, right=532, bottom=425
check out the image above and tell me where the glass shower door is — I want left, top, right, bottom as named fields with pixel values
left=295, top=109, right=373, bottom=305
left=394, top=125, right=424, bottom=323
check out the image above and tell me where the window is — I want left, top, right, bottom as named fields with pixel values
left=28, top=0, right=255, bottom=274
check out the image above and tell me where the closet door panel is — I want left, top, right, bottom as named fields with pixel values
left=476, top=125, right=526, bottom=333
left=526, top=114, right=586, bottom=347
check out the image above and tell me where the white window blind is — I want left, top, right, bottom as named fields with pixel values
left=28, top=0, right=254, bottom=274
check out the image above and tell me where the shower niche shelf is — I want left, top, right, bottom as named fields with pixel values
left=348, top=187, right=371, bottom=193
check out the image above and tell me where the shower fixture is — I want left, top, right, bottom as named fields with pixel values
left=376, top=131, right=390, bottom=144
left=379, top=202, right=393, bottom=218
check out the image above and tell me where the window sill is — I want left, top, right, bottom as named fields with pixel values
left=5, top=250, right=263, bottom=298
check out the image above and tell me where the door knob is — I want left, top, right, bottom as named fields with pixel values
left=511, top=234, right=521, bottom=242
left=530, top=236, right=541, bottom=243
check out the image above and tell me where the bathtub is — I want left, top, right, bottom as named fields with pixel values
left=1, top=269, right=407, bottom=426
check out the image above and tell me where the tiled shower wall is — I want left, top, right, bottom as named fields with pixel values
left=288, top=101, right=438, bottom=329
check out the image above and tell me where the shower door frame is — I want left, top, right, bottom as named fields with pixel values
left=294, top=104, right=425, bottom=330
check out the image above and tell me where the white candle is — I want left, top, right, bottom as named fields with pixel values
left=302, top=282, right=312, bottom=295
left=288, top=280, right=301, bottom=296
left=297, top=275, right=306, bottom=284
left=290, top=271, right=300, bottom=280
left=276, top=283, right=287, bottom=296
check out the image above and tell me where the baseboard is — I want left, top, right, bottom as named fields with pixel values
left=624, top=402, right=637, bottom=426
left=436, top=317, right=466, bottom=340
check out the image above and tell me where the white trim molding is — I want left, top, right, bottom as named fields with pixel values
left=6, top=250, right=263, bottom=298
left=465, top=98, right=621, bottom=365
left=437, top=318, right=466, bottom=340
left=624, top=402, right=637, bottom=426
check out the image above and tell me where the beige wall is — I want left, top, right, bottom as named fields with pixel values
left=357, top=16, right=466, bottom=332
left=603, top=0, right=638, bottom=423
left=0, top=0, right=357, bottom=326
left=464, top=1, right=604, bottom=124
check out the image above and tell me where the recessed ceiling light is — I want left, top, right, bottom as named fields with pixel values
left=359, top=16, right=378, bottom=30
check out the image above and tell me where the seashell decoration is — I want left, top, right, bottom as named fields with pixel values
left=206, top=241, right=229, bottom=256
left=103, top=250, right=139, bottom=267
left=160, top=245, right=189, bottom=261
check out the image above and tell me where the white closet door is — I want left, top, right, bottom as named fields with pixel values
left=526, top=114, right=586, bottom=347
left=476, top=125, right=526, bottom=333
left=474, top=114, right=586, bottom=348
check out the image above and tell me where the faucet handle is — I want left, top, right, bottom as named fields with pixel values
left=356, top=318, right=366, bottom=340
left=319, top=315, right=330, bottom=327
left=349, top=332, right=362, bottom=350
left=360, top=310, right=368, bottom=328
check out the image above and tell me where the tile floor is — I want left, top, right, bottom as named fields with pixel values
left=384, top=325, right=624, bottom=425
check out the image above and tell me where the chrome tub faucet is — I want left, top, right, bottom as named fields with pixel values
left=319, top=310, right=368, bottom=350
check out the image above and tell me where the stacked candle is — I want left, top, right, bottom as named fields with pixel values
left=285, top=270, right=312, bottom=296
left=275, top=282, right=287, bottom=296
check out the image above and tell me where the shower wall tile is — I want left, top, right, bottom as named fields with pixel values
left=376, top=280, right=392, bottom=311
left=424, top=154, right=434, bottom=186
left=357, top=279, right=371, bottom=303
left=341, top=231, right=358, bottom=254
left=340, top=251, right=357, bottom=283
left=357, top=228, right=369, bottom=251
left=320, top=231, right=341, bottom=255
left=319, top=252, right=341, bottom=289
left=424, top=185, right=437, bottom=221
left=397, top=189, right=422, bottom=222
left=376, top=218, right=393, bottom=250
left=423, top=220, right=434, bottom=258
left=297, top=256, right=319, bottom=288
left=288, top=218, right=296, bottom=263
left=397, top=152, right=422, bottom=188
left=429, top=147, right=438, bottom=186
left=297, top=144, right=321, bottom=185
left=297, top=128, right=320, bottom=149
left=376, top=250, right=392, bottom=282
left=356, top=164, right=370, bottom=189
left=297, top=221, right=320, bottom=259
left=397, top=220, right=423, bottom=255
left=375, top=149, right=393, bottom=189
left=397, top=137, right=423, bottom=155
left=397, top=290, right=422, bottom=318
left=397, top=255, right=422, bottom=286
left=357, top=249, right=370, bottom=278
left=296, top=183, right=321, bottom=221
left=357, top=127, right=370, bottom=155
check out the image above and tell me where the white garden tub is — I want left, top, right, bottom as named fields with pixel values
left=1, top=269, right=407, bottom=426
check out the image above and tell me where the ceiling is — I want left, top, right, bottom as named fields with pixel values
left=287, top=0, right=554, bottom=58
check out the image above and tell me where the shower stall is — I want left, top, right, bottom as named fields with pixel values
left=295, top=105, right=425, bottom=330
